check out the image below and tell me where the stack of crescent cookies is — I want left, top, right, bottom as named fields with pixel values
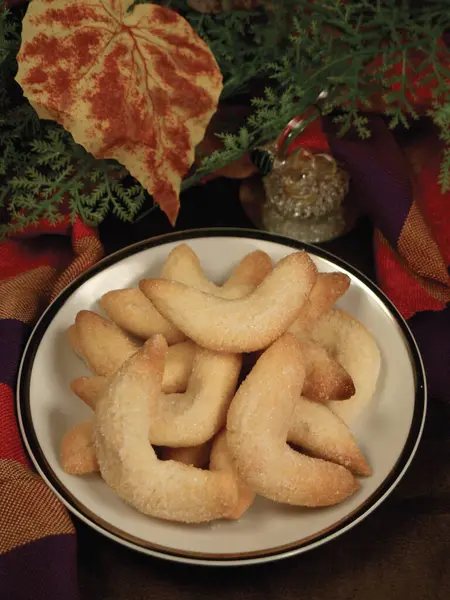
left=61, top=244, right=381, bottom=524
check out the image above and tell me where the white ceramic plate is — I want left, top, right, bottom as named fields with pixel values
left=17, top=228, right=426, bottom=566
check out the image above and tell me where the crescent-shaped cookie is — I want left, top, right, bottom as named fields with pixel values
left=70, top=376, right=106, bottom=410
left=158, top=340, right=197, bottom=394
left=71, top=340, right=197, bottom=409
left=209, top=430, right=255, bottom=520
left=226, top=333, right=358, bottom=507
left=288, top=397, right=371, bottom=476
left=60, top=421, right=98, bottom=475
left=161, top=244, right=273, bottom=299
left=100, top=288, right=186, bottom=345
left=296, top=338, right=355, bottom=402
left=60, top=432, right=214, bottom=476
left=69, top=342, right=239, bottom=448
left=66, top=324, right=83, bottom=359
left=146, top=346, right=242, bottom=447
left=63, top=342, right=240, bottom=475
left=68, top=311, right=140, bottom=377
left=159, top=440, right=213, bottom=469
left=99, top=246, right=272, bottom=344
left=309, top=309, right=381, bottom=425
left=289, top=272, right=350, bottom=335
left=93, top=336, right=239, bottom=523
left=140, top=251, right=317, bottom=353
left=238, top=341, right=354, bottom=403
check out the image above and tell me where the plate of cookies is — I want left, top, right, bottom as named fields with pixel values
left=17, top=228, right=426, bottom=566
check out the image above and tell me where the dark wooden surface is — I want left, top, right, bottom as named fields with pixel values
left=79, top=179, right=450, bottom=600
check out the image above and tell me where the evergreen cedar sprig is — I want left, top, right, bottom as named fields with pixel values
left=1, top=0, right=450, bottom=237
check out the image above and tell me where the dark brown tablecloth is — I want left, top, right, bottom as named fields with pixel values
left=80, top=180, right=450, bottom=600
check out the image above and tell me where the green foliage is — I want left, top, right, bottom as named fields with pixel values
left=0, top=119, right=149, bottom=237
left=1, top=0, right=450, bottom=237
left=0, top=3, right=20, bottom=79
left=0, top=2, right=151, bottom=237
left=179, top=0, right=450, bottom=189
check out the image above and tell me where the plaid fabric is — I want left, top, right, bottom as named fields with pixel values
left=324, top=115, right=450, bottom=402
left=0, top=217, right=103, bottom=600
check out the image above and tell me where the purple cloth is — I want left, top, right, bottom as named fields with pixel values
left=324, top=114, right=450, bottom=403
left=0, top=536, right=79, bottom=600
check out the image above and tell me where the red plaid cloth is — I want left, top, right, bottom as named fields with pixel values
left=0, top=217, right=103, bottom=600
left=374, top=139, right=450, bottom=319
left=324, top=117, right=450, bottom=401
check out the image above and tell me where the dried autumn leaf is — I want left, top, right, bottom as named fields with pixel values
left=15, top=0, right=223, bottom=224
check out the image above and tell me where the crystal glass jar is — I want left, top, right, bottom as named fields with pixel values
left=258, top=142, right=354, bottom=244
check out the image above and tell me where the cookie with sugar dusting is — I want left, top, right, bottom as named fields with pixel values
left=100, top=288, right=186, bottom=345
left=100, top=245, right=272, bottom=344
left=68, top=310, right=140, bottom=377
left=310, top=309, right=381, bottom=426
left=161, top=244, right=273, bottom=299
left=140, top=251, right=317, bottom=353
left=60, top=421, right=98, bottom=475
left=209, top=430, right=255, bottom=520
left=290, top=272, right=350, bottom=335
left=296, top=338, right=355, bottom=402
left=93, top=336, right=239, bottom=523
left=159, top=440, right=213, bottom=469
left=226, top=333, right=359, bottom=507
left=288, top=397, right=371, bottom=476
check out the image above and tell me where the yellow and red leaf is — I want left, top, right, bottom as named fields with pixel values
left=16, top=0, right=223, bottom=224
